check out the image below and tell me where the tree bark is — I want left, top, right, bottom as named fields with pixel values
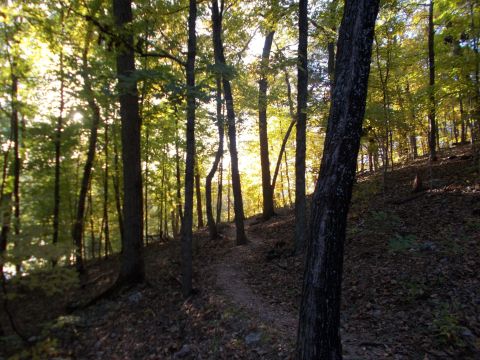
left=181, top=0, right=197, bottom=298
left=195, top=163, right=204, bottom=228
left=258, top=30, right=275, bottom=220
left=72, top=26, right=101, bottom=274
left=271, top=71, right=296, bottom=196
left=295, top=0, right=308, bottom=254
left=206, top=77, right=224, bottom=239
left=11, top=63, right=21, bottom=272
left=428, top=0, right=438, bottom=161
left=296, top=0, right=380, bottom=358
left=103, top=121, right=110, bottom=258
left=174, top=113, right=183, bottom=233
left=114, top=0, right=144, bottom=285
left=53, top=30, right=65, bottom=251
left=144, top=124, right=149, bottom=244
left=216, top=154, right=223, bottom=224
left=460, top=97, right=467, bottom=143
left=112, top=119, right=124, bottom=242
left=211, top=0, right=247, bottom=245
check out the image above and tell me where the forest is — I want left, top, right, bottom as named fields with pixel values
left=0, top=0, right=479, bottom=358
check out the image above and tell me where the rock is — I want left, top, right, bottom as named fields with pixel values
left=128, top=291, right=143, bottom=304
left=245, top=332, right=262, bottom=346
left=173, top=344, right=192, bottom=359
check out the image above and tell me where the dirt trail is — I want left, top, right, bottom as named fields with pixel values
left=215, top=220, right=390, bottom=359
left=215, top=220, right=297, bottom=339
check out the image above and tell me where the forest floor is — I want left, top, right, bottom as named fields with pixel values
left=1, top=145, right=480, bottom=359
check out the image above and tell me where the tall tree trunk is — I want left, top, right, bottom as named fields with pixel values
left=0, top=122, right=12, bottom=277
left=53, top=28, right=65, bottom=252
left=409, top=135, right=418, bottom=159
left=206, top=77, right=224, bottom=239
left=195, top=163, right=204, bottom=228
left=112, top=119, right=124, bottom=242
left=11, top=63, right=21, bottom=272
left=295, top=0, right=308, bottom=254
left=113, top=0, right=144, bottom=285
left=174, top=113, right=183, bottom=232
left=227, top=165, right=231, bottom=222
left=211, top=0, right=247, bottom=245
left=216, top=155, right=223, bottom=224
left=181, top=0, right=197, bottom=298
left=72, top=26, right=101, bottom=274
left=460, top=97, right=467, bottom=143
left=469, top=0, right=480, bottom=140
left=271, top=71, right=296, bottom=195
left=103, top=121, right=110, bottom=258
left=88, top=187, right=95, bottom=259
left=159, top=158, right=166, bottom=239
left=144, top=124, right=149, bottom=244
left=284, top=149, right=293, bottom=207
left=428, top=0, right=438, bottom=161
left=258, top=30, right=275, bottom=220
left=296, top=0, right=379, bottom=358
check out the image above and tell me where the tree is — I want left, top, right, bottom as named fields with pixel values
left=52, top=8, right=65, bottom=253
left=113, top=0, right=144, bottom=286
left=258, top=29, right=276, bottom=220
left=296, top=0, right=380, bottom=358
left=428, top=0, right=438, bottom=161
left=211, top=0, right=247, bottom=245
left=72, top=21, right=101, bottom=274
left=181, top=0, right=197, bottom=298
left=205, top=77, right=224, bottom=239
left=295, top=0, right=308, bottom=254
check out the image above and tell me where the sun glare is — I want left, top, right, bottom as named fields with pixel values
left=73, top=112, right=84, bottom=122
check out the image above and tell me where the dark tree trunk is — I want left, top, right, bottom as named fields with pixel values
left=53, top=41, right=65, bottom=251
left=296, top=0, right=380, bottom=358
left=258, top=30, right=275, bottom=220
left=72, top=29, right=100, bottom=274
left=271, top=71, right=296, bottom=196
left=144, top=124, right=149, bottom=244
left=216, top=155, right=223, bottom=224
left=88, top=187, right=95, bottom=259
left=206, top=77, right=224, bottom=239
left=0, top=126, right=12, bottom=274
left=11, top=65, right=21, bottom=272
left=159, top=158, right=166, bottom=239
left=409, top=135, right=418, bottom=159
left=195, top=164, right=204, bottom=228
left=174, top=114, right=183, bottom=231
left=181, top=0, right=197, bottom=298
left=113, top=0, right=144, bottom=285
left=211, top=0, right=247, bottom=245
left=227, top=165, right=231, bottom=222
left=295, top=0, right=308, bottom=254
left=460, top=97, right=467, bottom=143
left=112, top=119, right=124, bottom=242
left=469, top=0, right=480, bottom=136
left=428, top=0, right=438, bottom=161
left=103, top=121, right=110, bottom=258
left=284, top=149, right=293, bottom=206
